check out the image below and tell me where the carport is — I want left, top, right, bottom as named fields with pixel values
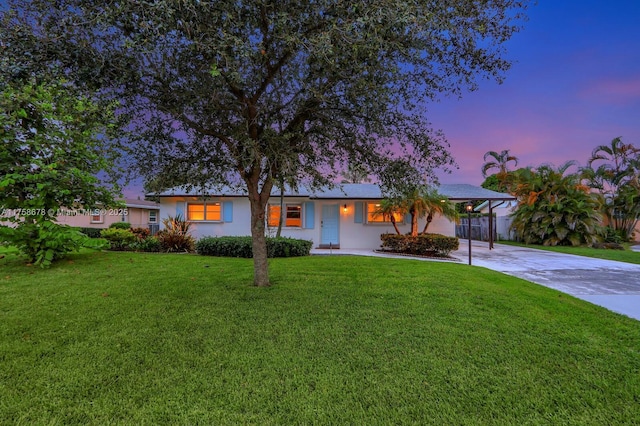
left=437, top=184, right=516, bottom=264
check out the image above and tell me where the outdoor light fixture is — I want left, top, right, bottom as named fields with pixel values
left=343, top=204, right=348, bottom=212
left=465, top=202, right=474, bottom=265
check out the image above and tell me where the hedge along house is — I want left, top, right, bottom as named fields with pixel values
left=151, top=183, right=515, bottom=250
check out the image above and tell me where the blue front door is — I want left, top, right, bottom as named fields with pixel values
left=321, top=204, right=340, bottom=246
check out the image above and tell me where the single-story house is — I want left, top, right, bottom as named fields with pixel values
left=55, top=198, right=160, bottom=232
left=151, top=183, right=514, bottom=250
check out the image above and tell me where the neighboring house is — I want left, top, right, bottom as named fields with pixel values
left=55, top=198, right=160, bottom=232
left=151, top=183, right=514, bottom=250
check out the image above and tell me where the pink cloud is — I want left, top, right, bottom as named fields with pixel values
left=580, top=77, right=640, bottom=105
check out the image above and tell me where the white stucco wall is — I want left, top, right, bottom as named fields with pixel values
left=158, top=196, right=456, bottom=250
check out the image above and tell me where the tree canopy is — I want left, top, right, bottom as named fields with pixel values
left=1, top=0, right=529, bottom=285
left=0, top=79, right=118, bottom=265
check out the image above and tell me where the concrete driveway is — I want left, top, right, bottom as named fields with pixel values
left=452, top=240, right=640, bottom=321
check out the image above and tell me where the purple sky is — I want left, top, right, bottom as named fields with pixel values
left=433, top=0, right=640, bottom=186
left=110, top=1, right=640, bottom=197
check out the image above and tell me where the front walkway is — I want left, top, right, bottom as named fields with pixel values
left=311, top=241, right=640, bottom=321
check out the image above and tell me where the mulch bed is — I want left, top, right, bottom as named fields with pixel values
left=374, top=250, right=460, bottom=262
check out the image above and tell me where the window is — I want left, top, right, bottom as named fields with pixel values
left=366, top=202, right=402, bottom=224
left=286, top=205, right=302, bottom=227
left=267, top=204, right=302, bottom=227
left=268, top=205, right=281, bottom=227
left=149, top=210, right=158, bottom=224
left=187, top=202, right=221, bottom=221
left=90, top=209, right=103, bottom=224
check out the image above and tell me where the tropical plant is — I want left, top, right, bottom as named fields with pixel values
left=374, top=198, right=404, bottom=235
left=420, top=190, right=460, bottom=234
left=376, top=187, right=458, bottom=236
left=131, top=227, right=151, bottom=240
left=510, top=162, right=603, bottom=246
left=156, top=214, right=195, bottom=253
left=481, top=150, right=519, bottom=192
left=403, top=187, right=458, bottom=236
left=581, top=137, right=640, bottom=241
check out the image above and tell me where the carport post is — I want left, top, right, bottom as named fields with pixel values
left=488, top=200, right=493, bottom=250
left=465, top=201, right=473, bottom=265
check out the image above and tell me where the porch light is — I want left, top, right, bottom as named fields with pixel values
left=343, top=204, right=348, bottom=212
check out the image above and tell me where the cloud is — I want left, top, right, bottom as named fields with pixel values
left=580, top=77, right=640, bottom=106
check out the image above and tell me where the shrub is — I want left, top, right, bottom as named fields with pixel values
left=196, top=236, right=253, bottom=257
left=0, top=221, right=104, bottom=267
left=109, top=222, right=131, bottom=230
left=131, top=227, right=151, bottom=240
left=380, top=233, right=459, bottom=257
left=268, top=237, right=313, bottom=257
left=157, top=215, right=195, bottom=253
left=76, top=227, right=104, bottom=238
left=100, top=228, right=137, bottom=250
left=601, top=226, right=624, bottom=244
left=131, top=236, right=161, bottom=252
left=196, top=236, right=312, bottom=258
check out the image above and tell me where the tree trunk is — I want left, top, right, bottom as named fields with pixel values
left=421, top=213, right=433, bottom=234
left=390, top=216, right=401, bottom=235
left=410, top=208, right=418, bottom=236
left=246, top=178, right=273, bottom=287
left=250, top=200, right=270, bottom=287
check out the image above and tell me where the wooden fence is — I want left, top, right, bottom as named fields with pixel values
left=455, top=215, right=515, bottom=241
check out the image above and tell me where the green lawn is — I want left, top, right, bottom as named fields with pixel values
left=497, top=240, right=640, bottom=264
left=1, top=251, right=639, bottom=425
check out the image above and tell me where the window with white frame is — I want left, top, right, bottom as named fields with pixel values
left=90, top=209, right=103, bottom=224
left=267, top=204, right=302, bottom=227
left=187, top=202, right=221, bottom=221
left=366, top=202, right=403, bottom=224
left=148, top=210, right=158, bottom=224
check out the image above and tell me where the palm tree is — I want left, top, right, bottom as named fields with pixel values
left=379, top=187, right=459, bottom=236
left=420, top=190, right=459, bottom=234
left=375, top=198, right=404, bottom=235
left=583, top=137, right=640, bottom=240
left=481, top=149, right=519, bottom=192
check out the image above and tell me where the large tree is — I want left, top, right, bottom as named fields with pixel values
left=2, top=0, right=529, bottom=285
left=0, top=78, right=119, bottom=265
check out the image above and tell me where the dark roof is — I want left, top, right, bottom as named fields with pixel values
left=437, top=184, right=516, bottom=201
left=151, top=183, right=514, bottom=202
left=122, top=198, right=160, bottom=209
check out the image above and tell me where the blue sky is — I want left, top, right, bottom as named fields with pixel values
left=433, top=0, right=640, bottom=185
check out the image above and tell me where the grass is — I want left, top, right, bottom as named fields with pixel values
left=497, top=240, right=640, bottom=264
left=1, top=251, right=639, bottom=424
